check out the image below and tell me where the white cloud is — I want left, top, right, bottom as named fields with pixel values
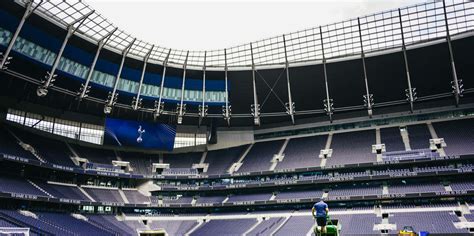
left=85, top=0, right=427, bottom=50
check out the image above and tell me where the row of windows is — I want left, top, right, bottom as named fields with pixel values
left=5, top=108, right=207, bottom=149
left=174, top=132, right=207, bottom=149
left=6, top=109, right=104, bottom=145
left=0, top=27, right=226, bottom=103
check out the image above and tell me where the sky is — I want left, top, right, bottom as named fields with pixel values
left=85, top=0, right=428, bottom=51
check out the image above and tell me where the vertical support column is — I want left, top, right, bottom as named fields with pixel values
left=319, top=26, right=334, bottom=122
left=177, top=51, right=189, bottom=124
left=357, top=17, right=374, bottom=117
left=250, top=43, right=260, bottom=126
left=103, top=38, right=136, bottom=114
left=132, top=45, right=154, bottom=110
left=282, top=35, right=295, bottom=124
left=154, top=49, right=172, bottom=118
left=223, top=49, right=231, bottom=126
left=198, top=51, right=208, bottom=123
left=77, top=27, right=117, bottom=100
left=398, top=8, right=416, bottom=112
left=37, top=10, right=94, bottom=97
left=0, top=0, right=41, bottom=70
left=442, top=0, right=463, bottom=106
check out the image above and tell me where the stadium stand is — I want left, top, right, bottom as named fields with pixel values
left=273, top=215, right=315, bottom=235
left=163, top=152, right=201, bottom=169
left=0, top=126, right=39, bottom=161
left=82, top=187, right=124, bottom=203
left=380, top=127, right=405, bottom=152
left=433, top=119, right=474, bottom=156
left=0, top=0, right=473, bottom=234
left=0, top=175, right=48, bottom=197
left=406, top=124, right=432, bottom=150
left=70, top=144, right=117, bottom=165
left=190, top=219, right=256, bottom=236
left=388, top=211, right=467, bottom=234
left=204, top=145, right=248, bottom=175
left=33, top=182, right=90, bottom=201
left=245, top=217, right=285, bottom=235
left=9, top=126, right=77, bottom=167
left=325, top=129, right=376, bottom=166
left=148, top=220, right=198, bottom=235
left=275, top=135, right=327, bottom=170
left=237, top=140, right=285, bottom=172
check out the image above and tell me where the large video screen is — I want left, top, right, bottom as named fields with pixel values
left=104, top=118, right=176, bottom=151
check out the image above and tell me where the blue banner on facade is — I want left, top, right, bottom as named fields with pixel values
left=104, top=118, right=176, bottom=151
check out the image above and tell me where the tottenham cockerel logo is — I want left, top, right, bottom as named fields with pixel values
left=137, top=125, right=145, bottom=143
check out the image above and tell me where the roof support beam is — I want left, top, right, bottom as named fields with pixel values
left=198, top=51, right=208, bottom=125
left=78, top=27, right=117, bottom=100
left=398, top=8, right=416, bottom=113
left=37, top=10, right=94, bottom=97
left=104, top=38, right=136, bottom=114
left=0, top=0, right=42, bottom=70
left=223, top=49, right=231, bottom=126
left=357, top=17, right=374, bottom=118
left=319, top=26, right=334, bottom=123
left=154, top=49, right=172, bottom=118
left=282, top=35, right=295, bottom=125
left=442, top=0, right=463, bottom=106
left=177, top=51, right=189, bottom=124
left=250, top=43, right=260, bottom=126
left=133, top=45, right=154, bottom=110
left=36, top=10, right=94, bottom=97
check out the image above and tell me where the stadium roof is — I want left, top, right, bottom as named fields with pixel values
left=14, top=0, right=474, bottom=70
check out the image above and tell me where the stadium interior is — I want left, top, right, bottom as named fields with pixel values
left=0, top=0, right=474, bottom=235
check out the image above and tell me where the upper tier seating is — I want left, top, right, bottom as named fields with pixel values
left=1, top=118, right=473, bottom=176
left=237, top=140, right=285, bottom=173
left=407, top=124, right=432, bottom=150
left=163, top=152, right=201, bottom=169
left=0, top=126, right=38, bottom=161
left=204, top=145, right=248, bottom=175
left=380, top=127, right=405, bottom=152
left=433, top=118, right=474, bottom=156
left=11, top=127, right=76, bottom=167
left=118, top=151, right=159, bottom=175
left=275, top=135, right=327, bottom=170
left=70, top=143, right=117, bottom=165
left=326, top=129, right=376, bottom=166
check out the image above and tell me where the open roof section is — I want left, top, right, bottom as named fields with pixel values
left=15, top=0, right=474, bottom=70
